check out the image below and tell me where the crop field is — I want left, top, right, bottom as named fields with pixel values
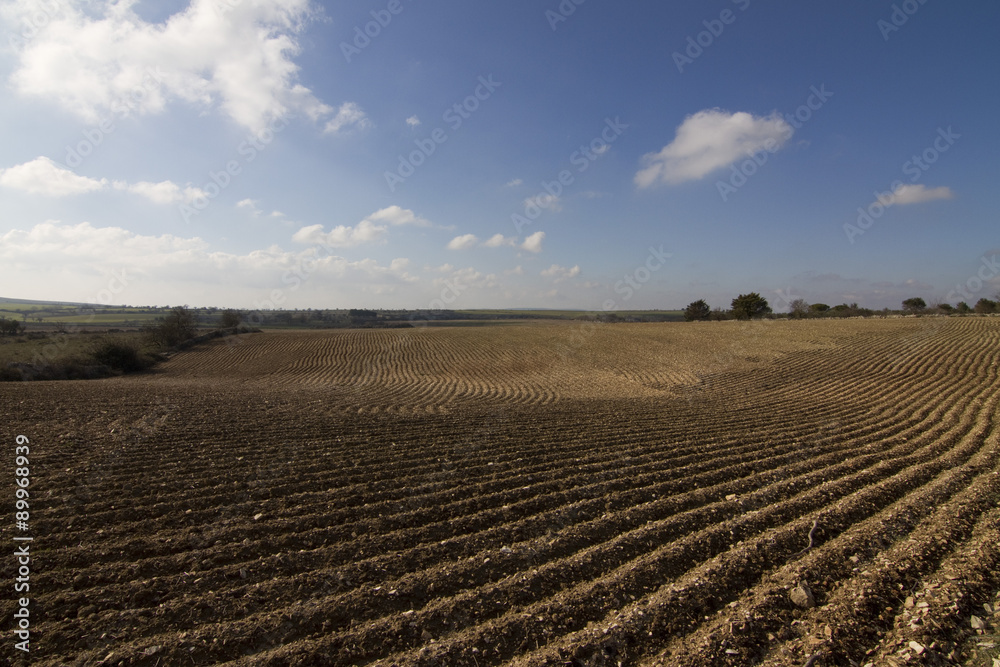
left=2, top=317, right=999, bottom=666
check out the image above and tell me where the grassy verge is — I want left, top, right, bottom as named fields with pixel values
left=0, top=331, right=163, bottom=381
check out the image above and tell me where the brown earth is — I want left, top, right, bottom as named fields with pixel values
left=1, top=317, right=999, bottom=666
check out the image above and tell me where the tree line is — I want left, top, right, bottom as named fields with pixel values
left=683, top=294, right=1000, bottom=322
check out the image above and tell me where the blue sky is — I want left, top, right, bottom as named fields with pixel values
left=0, top=0, right=997, bottom=311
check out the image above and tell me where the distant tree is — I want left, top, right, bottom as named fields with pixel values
left=809, top=303, right=830, bottom=314
left=936, top=303, right=954, bottom=313
left=731, top=293, right=771, bottom=320
left=219, top=310, right=242, bottom=329
left=902, top=297, right=927, bottom=313
left=148, top=306, right=197, bottom=347
left=683, top=299, right=711, bottom=322
left=710, top=307, right=731, bottom=321
left=956, top=301, right=972, bottom=314
left=974, top=298, right=998, bottom=314
left=788, top=299, right=809, bottom=319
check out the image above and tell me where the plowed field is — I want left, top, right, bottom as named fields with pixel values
left=3, top=318, right=999, bottom=666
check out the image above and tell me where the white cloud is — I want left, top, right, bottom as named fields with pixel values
left=525, top=193, right=562, bottom=212
left=4, top=0, right=362, bottom=134
left=875, top=184, right=955, bottom=207
left=293, top=219, right=386, bottom=248
left=367, top=205, right=431, bottom=227
left=447, top=234, right=479, bottom=251
left=237, top=198, right=262, bottom=216
left=113, top=180, right=208, bottom=205
left=504, top=265, right=523, bottom=275
left=291, top=206, right=430, bottom=248
left=324, top=102, right=372, bottom=135
left=483, top=233, right=516, bottom=248
left=0, top=157, right=206, bottom=205
left=406, top=115, right=421, bottom=127
left=521, top=231, right=545, bottom=254
left=635, top=109, right=792, bottom=187
left=0, top=156, right=106, bottom=196
left=0, top=220, right=417, bottom=304
left=541, top=264, right=580, bottom=282
left=505, top=178, right=523, bottom=187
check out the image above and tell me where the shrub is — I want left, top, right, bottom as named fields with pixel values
left=91, top=340, right=154, bottom=373
left=902, top=297, right=927, bottom=313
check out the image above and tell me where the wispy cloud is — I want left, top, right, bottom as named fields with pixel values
left=0, top=156, right=207, bottom=203
left=875, top=184, right=954, bottom=207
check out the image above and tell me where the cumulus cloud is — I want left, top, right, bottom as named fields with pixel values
left=635, top=109, right=792, bottom=187
left=292, top=206, right=430, bottom=248
left=4, top=0, right=364, bottom=134
left=447, top=234, right=479, bottom=251
left=541, top=264, right=580, bottom=282
left=875, top=184, right=955, bottom=207
left=483, top=234, right=517, bottom=248
left=405, top=115, right=421, bottom=128
left=521, top=231, right=545, bottom=254
left=505, top=178, right=523, bottom=187
left=0, top=156, right=106, bottom=196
